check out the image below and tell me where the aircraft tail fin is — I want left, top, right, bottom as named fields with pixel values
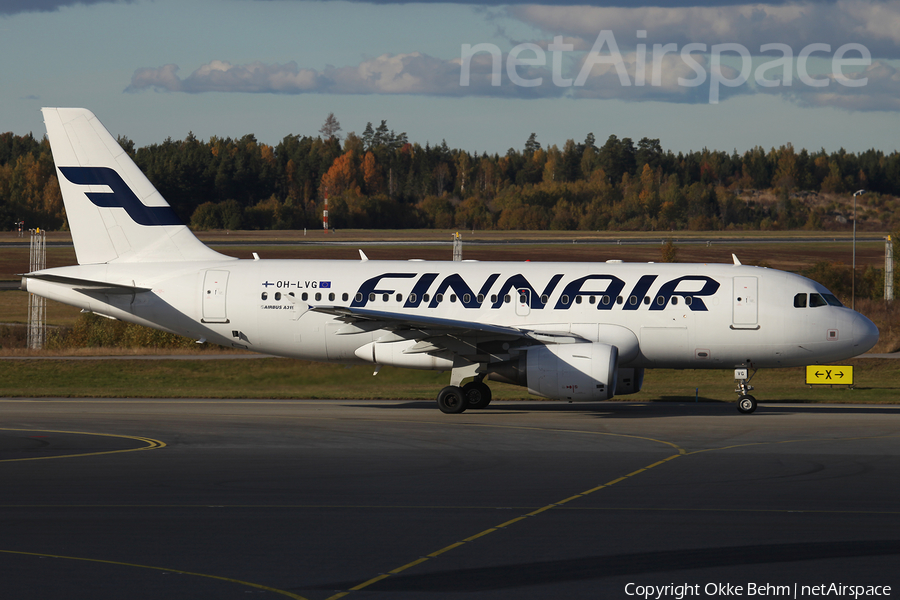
left=42, top=107, right=228, bottom=265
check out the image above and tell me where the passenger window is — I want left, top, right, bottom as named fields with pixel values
left=396, top=293, right=402, bottom=302
left=261, top=292, right=268, bottom=300
left=809, top=293, right=827, bottom=308
left=575, top=296, right=582, bottom=304
left=342, top=293, right=349, bottom=302
left=643, top=296, right=651, bottom=305
left=369, top=293, right=376, bottom=302
left=329, top=292, right=335, bottom=301
left=315, top=292, right=322, bottom=301
left=477, top=294, right=485, bottom=303
left=275, top=292, right=281, bottom=301
left=504, top=294, right=511, bottom=303
left=424, top=294, right=430, bottom=302
left=616, top=296, right=624, bottom=305
left=589, top=296, right=596, bottom=304
left=656, top=296, right=665, bottom=306
left=685, top=296, right=693, bottom=306
left=794, top=293, right=807, bottom=308
left=436, top=293, right=444, bottom=303
left=671, top=296, right=678, bottom=306
left=490, top=294, right=497, bottom=303
left=409, top=293, right=417, bottom=303
left=561, top=295, right=570, bottom=305
left=301, top=292, right=308, bottom=301
left=602, top=295, right=610, bottom=305
left=382, top=293, right=389, bottom=302
left=541, top=294, right=548, bottom=304
left=450, top=294, right=457, bottom=303
left=463, top=294, right=471, bottom=303
left=355, top=293, right=362, bottom=302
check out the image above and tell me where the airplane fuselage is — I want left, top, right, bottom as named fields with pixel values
left=26, top=258, right=875, bottom=371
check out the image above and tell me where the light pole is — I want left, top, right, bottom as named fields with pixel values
left=852, top=189, right=865, bottom=311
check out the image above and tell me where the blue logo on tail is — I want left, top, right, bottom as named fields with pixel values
left=59, top=166, right=183, bottom=226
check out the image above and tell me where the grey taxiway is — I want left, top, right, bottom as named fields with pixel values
left=2, top=399, right=899, bottom=599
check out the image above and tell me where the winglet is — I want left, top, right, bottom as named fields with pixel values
left=359, top=249, right=369, bottom=262
left=732, top=254, right=742, bottom=266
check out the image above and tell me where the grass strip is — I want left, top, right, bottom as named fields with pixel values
left=1, top=357, right=898, bottom=403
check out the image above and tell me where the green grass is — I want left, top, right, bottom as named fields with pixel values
left=0, top=290, right=83, bottom=326
left=1, top=357, right=897, bottom=404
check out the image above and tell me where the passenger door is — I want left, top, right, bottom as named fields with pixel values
left=732, top=276, right=758, bottom=329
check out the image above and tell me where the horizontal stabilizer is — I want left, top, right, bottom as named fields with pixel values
left=23, top=273, right=151, bottom=295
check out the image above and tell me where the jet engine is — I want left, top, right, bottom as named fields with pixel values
left=489, top=342, right=618, bottom=401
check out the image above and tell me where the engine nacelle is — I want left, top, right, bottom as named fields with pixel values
left=489, top=342, right=618, bottom=401
left=354, top=340, right=455, bottom=370
left=615, top=368, right=644, bottom=395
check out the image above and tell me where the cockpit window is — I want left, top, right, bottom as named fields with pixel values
left=823, top=294, right=843, bottom=307
left=809, top=293, right=828, bottom=308
left=793, top=293, right=807, bottom=308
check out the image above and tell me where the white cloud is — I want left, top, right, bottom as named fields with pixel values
left=126, top=54, right=562, bottom=98
left=126, top=44, right=900, bottom=111
left=775, top=59, right=900, bottom=111
left=127, top=61, right=321, bottom=94
left=510, top=0, right=900, bottom=58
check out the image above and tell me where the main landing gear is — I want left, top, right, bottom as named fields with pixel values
left=436, top=380, right=493, bottom=414
left=735, top=368, right=758, bottom=414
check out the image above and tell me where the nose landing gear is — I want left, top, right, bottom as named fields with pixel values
left=735, top=367, right=757, bottom=414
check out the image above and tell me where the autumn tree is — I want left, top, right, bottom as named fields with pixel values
left=362, top=151, right=382, bottom=195
left=321, top=150, right=360, bottom=198
left=660, top=239, right=679, bottom=262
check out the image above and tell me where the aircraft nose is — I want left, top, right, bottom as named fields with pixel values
left=852, top=312, right=879, bottom=354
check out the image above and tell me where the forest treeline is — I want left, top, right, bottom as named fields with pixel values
left=2, top=120, right=900, bottom=233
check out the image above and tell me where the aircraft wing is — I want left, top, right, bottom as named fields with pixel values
left=309, top=305, right=587, bottom=357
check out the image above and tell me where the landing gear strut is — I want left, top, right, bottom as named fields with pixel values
left=735, top=368, right=758, bottom=414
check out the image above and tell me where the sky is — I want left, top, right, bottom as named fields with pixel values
left=1, top=0, right=899, bottom=155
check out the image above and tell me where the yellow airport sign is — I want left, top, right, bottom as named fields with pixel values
left=806, top=365, right=853, bottom=385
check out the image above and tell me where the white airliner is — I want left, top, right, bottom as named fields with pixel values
left=23, top=108, right=879, bottom=414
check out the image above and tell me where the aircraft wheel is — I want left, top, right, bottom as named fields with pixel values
left=462, top=381, right=492, bottom=409
left=737, top=395, right=757, bottom=414
left=437, top=386, right=467, bottom=414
